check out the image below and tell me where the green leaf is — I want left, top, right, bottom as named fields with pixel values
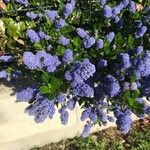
left=7, top=21, right=18, bottom=38
left=18, top=21, right=27, bottom=31
left=131, top=74, right=137, bottom=82
left=55, top=45, right=65, bottom=56
left=41, top=73, right=50, bottom=84
left=39, top=86, right=49, bottom=94
left=45, top=15, right=52, bottom=26
left=34, top=43, right=43, bottom=50
left=128, top=98, right=135, bottom=107
left=128, top=35, right=134, bottom=49
left=115, top=32, right=124, bottom=47
left=50, top=77, right=63, bottom=91
left=72, top=37, right=82, bottom=49
left=131, top=90, right=140, bottom=99
left=128, top=97, right=144, bottom=113
left=122, top=90, right=131, bottom=101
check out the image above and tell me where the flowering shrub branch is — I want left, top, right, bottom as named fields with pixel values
left=0, top=0, right=150, bottom=137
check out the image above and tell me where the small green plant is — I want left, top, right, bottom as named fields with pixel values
left=37, top=121, right=150, bottom=150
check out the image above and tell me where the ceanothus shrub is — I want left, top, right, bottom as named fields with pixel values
left=0, top=0, right=150, bottom=137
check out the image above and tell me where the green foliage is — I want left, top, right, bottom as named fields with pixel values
left=39, top=86, right=49, bottom=94
left=34, top=121, right=150, bottom=150
left=39, top=73, right=65, bottom=99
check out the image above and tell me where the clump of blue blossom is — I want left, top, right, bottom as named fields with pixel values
left=27, top=29, right=40, bottom=43
left=26, top=12, right=38, bottom=19
left=45, top=10, right=58, bottom=21
left=23, top=51, right=61, bottom=72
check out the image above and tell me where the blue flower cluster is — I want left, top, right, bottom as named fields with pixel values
left=65, top=59, right=95, bottom=98
left=62, top=49, right=73, bottom=64
left=65, top=59, right=96, bottom=83
left=133, top=51, right=150, bottom=79
left=0, top=55, right=14, bottom=63
left=17, top=87, right=37, bottom=102
left=15, top=0, right=28, bottom=5
left=0, top=70, right=9, bottom=78
left=27, top=29, right=50, bottom=43
left=25, top=95, right=56, bottom=123
left=45, top=10, right=58, bottom=21
left=76, top=28, right=115, bottom=49
left=59, top=36, right=70, bottom=46
left=26, top=12, right=38, bottom=19
left=23, top=50, right=61, bottom=72
left=64, top=0, right=76, bottom=17
left=115, top=108, right=132, bottom=134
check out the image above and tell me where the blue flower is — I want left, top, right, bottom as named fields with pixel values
left=133, top=51, right=150, bottom=79
left=65, top=59, right=96, bottom=83
left=133, top=46, right=143, bottom=55
left=23, top=52, right=39, bottom=70
left=0, top=70, right=8, bottom=78
left=96, top=39, right=104, bottom=49
left=118, top=53, right=131, bottom=69
left=82, top=123, right=93, bottom=138
left=108, top=116, right=115, bottom=122
left=26, top=12, right=38, bottom=19
left=129, top=1, right=136, bottom=13
left=81, top=107, right=92, bottom=121
left=98, top=59, right=107, bottom=68
left=112, top=7, right=121, bottom=17
left=15, top=0, right=28, bottom=5
left=45, top=10, right=58, bottom=21
left=59, top=108, right=69, bottom=125
left=103, top=5, right=112, bottom=18
left=123, top=82, right=130, bottom=90
left=106, top=32, right=115, bottom=43
left=114, top=16, right=120, bottom=23
left=35, top=50, right=49, bottom=68
left=67, top=99, right=76, bottom=110
left=83, top=35, right=96, bottom=49
left=121, top=0, right=129, bottom=8
left=0, top=55, right=14, bottom=63
left=70, top=0, right=76, bottom=8
left=135, top=26, right=147, bottom=38
left=89, top=111, right=98, bottom=123
left=55, top=19, right=66, bottom=30
left=42, top=54, right=61, bottom=73
left=97, top=109, right=107, bottom=123
left=57, top=93, right=65, bottom=104
left=134, top=20, right=143, bottom=28
left=103, top=75, right=120, bottom=97
left=63, top=49, right=73, bottom=64
left=116, top=112, right=132, bottom=134
left=59, top=36, right=70, bottom=46
left=72, top=82, right=94, bottom=98
left=99, top=0, right=107, bottom=6
left=24, top=50, right=60, bottom=72
left=64, top=3, right=74, bottom=17
left=25, top=98, right=56, bottom=123
left=16, top=87, right=37, bottom=102
left=76, top=28, right=88, bottom=38
left=38, top=31, right=50, bottom=40
left=27, top=29, right=40, bottom=43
